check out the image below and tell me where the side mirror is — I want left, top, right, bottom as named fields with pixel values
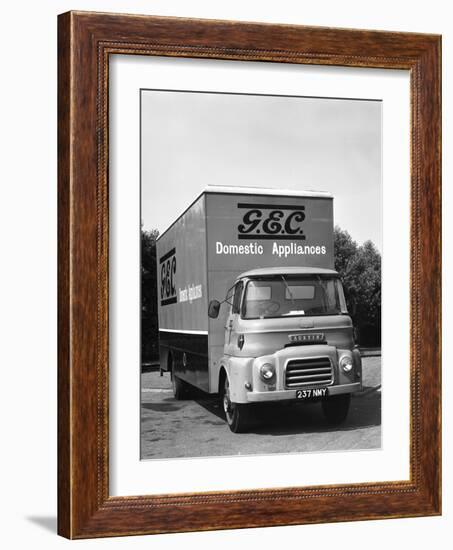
left=208, top=300, right=221, bottom=319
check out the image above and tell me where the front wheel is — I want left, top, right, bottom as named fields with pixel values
left=222, top=375, right=250, bottom=433
left=321, top=394, right=351, bottom=425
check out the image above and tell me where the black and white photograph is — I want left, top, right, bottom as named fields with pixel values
left=140, top=90, right=382, bottom=460
left=1, top=0, right=446, bottom=546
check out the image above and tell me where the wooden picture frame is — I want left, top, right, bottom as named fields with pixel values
left=58, top=11, right=441, bottom=539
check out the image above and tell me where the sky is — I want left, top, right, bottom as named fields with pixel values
left=141, top=90, right=382, bottom=251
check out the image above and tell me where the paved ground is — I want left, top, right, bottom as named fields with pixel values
left=140, top=356, right=381, bottom=460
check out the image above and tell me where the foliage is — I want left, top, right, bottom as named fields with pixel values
left=334, top=226, right=381, bottom=347
left=141, top=227, right=159, bottom=362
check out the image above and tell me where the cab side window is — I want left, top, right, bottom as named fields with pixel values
left=232, top=281, right=244, bottom=314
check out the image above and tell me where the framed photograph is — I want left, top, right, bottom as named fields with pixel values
left=58, top=11, right=441, bottom=538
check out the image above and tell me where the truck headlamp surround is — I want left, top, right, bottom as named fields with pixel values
left=339, top=355, right=353, bottom=373
left=260, top=363, right=276, bottom=382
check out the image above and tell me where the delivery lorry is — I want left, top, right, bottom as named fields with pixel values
left=156, top=187, right=362, bottom=432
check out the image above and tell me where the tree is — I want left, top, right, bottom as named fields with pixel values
left=141, top=227, right=159, bottom=362
left=334, top=227, right=381, bottom=347
left=333, top=225, right=358, bottom=275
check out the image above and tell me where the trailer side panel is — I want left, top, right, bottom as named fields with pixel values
left=156, top=195, right=209, bottom=391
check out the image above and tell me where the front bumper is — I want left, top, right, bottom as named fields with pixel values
left=226, top=344, right=362, bottom=403
left=246, top=382, right=362, bottom=403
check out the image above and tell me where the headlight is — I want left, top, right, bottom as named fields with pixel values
left=260, top=363, right=276, bottom=382
left=339, top=355, right=353, bottom=373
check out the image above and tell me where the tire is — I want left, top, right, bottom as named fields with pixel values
left=169, top=353, right=191, bottom=400
left=321, top=394, right=351, bottom=425
left=221, top=375, right=250, bottom=433
left=172, top=372, right=191, bottom=400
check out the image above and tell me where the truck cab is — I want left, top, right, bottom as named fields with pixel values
left=209, top=266, right=362, bottom=432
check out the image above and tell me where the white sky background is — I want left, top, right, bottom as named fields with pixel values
left=141, top=91, right=382, bottom=251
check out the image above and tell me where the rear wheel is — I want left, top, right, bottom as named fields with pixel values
left=169, top=353, right=191, bottom=400
left=321, top=394, right=351, bottom=425
left=222, top=375, right=250, bottom=433
left=172, top=372, right=191, bottom=400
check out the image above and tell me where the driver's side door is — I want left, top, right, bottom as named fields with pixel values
left=224, top=281, right=243, bottom=355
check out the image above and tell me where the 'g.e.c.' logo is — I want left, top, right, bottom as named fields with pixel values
left=159, top=248, right=177, bottom=306
left=237, top=203, right=306, bottom=240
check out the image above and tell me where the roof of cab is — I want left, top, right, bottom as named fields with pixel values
left=238, top=267, right=339, bottom=278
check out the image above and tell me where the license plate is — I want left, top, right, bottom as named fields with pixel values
left=296, top=388, right=327, bottom=400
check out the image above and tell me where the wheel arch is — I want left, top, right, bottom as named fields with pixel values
left=218, top=365, right=228, bottom=394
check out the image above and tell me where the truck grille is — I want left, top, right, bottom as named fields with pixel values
left=285, top=357, right=333, bottom=388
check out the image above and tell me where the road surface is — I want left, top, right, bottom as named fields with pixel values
left=141, top=356, right=381, bottom=460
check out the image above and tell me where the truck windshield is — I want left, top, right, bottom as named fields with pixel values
left=241, top=275, right=348, bottom=319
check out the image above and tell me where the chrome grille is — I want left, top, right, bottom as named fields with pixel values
left=285, top=357, right=333, bottom=388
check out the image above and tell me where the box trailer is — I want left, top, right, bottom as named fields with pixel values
left=156, top=187, right=362, bottom=432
